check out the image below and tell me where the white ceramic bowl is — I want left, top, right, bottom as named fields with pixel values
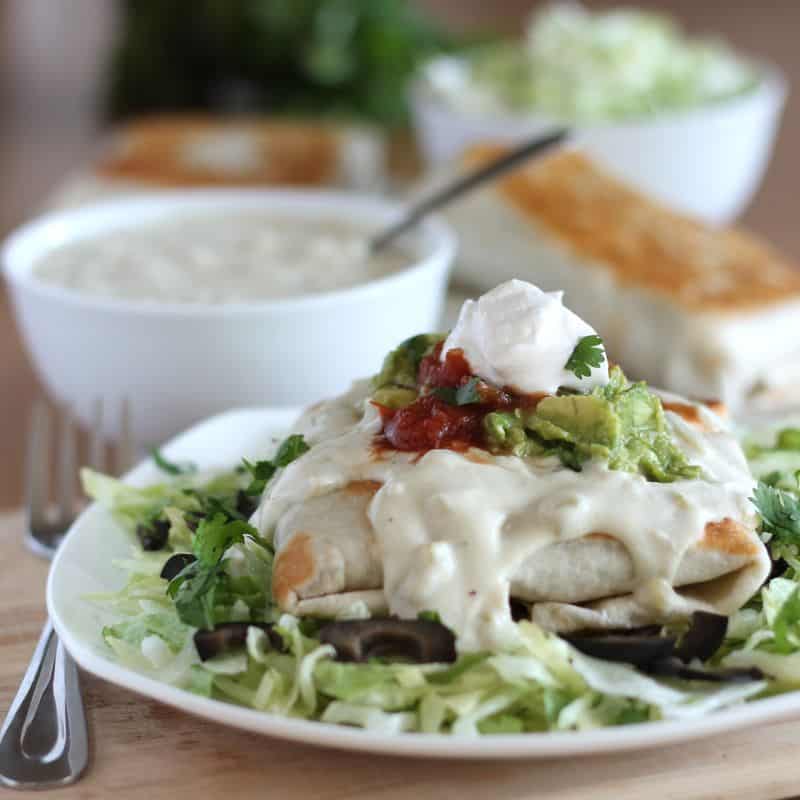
left=412, top=61, right=787, bottom=223
left=2, top=190, right=455, bottom=444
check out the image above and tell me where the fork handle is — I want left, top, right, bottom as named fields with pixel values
left=0, top=620, right=89, bottom=788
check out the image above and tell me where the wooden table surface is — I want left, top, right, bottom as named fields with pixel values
left=1, top=508, right=800, bottom=800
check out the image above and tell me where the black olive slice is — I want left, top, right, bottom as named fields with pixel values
left=160, top=553, right=197, bottom=581
left=193, top=622, right=283, bottom=661
left=235, top=490, right=258, bottom=518
left=675, top=611, right=728, bottom=663
left=562, top=613, right=760, bottom=683
left=563, top=632, right=677, bottom=667
left=319, top=619, right=457, bottom=664
left=137, top=518, right=170, bottom=551
left=646, top=657, right=764, bottom=683
left=769, top=558, right=788, bottom=581
left=509, top=597, right=530, bottom=622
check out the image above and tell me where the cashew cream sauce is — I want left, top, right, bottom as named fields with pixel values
left=33, top=213, right=409, bottom=304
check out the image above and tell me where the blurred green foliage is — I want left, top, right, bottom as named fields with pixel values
left=106, top=0, right=454, bottom=126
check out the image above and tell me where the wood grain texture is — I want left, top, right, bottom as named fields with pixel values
left=1, top=510, right=800, bottom=800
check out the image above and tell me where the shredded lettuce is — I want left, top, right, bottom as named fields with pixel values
left=103, top=612, right=189, bottom=655
left=81, top=469, right=193, bottom=534
left=425, top=4, right=758, bottom=121
left=109, top=614, right=764, bottom=733
left=719, top=422, right=800, bottom=688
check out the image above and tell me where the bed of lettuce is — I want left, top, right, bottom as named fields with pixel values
left=81, top=420, right=800, bottom=736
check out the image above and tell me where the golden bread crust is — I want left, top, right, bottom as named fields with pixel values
left=464, top=144, right=800, bottom=311
left=96, top=114, right=339, bottom=187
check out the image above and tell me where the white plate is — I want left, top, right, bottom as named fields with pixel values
left=48, top=407, right=800, bottom=759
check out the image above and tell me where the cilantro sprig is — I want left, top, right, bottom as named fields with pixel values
left=151, top=448, right=197, bottom=476
left=564, top=335, right=605, bottom=380
left=751, top=481, right=800, bottom=560
left=242, top=434, right=310, bottom=497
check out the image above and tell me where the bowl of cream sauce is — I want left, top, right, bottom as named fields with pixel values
left=3, top=190, right=455, bottom=443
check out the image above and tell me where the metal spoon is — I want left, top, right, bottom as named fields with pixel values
left=370, top=127, right=570, bottom=253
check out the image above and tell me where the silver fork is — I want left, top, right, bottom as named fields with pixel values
left=0, top=399, right=134, bottom=789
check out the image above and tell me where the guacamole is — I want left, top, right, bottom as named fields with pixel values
left=485, top=368, right=702, bottom=482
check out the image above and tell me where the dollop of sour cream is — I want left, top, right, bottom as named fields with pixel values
left=442, top=279, right=609, bottom=395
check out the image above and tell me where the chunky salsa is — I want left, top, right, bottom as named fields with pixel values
left=374, top=343, right=544, bottom=452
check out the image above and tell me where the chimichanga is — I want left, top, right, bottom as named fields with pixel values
left=272, top=481, right=766, bottom=633
left=439, top=147, right=800, bottom=410
left=259, top=383, right=769, bottom=643
left=253, top=281, right=772, bottom=651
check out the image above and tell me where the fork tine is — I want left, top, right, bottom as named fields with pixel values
left=25, top=400, right=51, bottom=529
left=56, top=405, right=78, bottom=527
left=88, top=397, right=105, bottom=474
left=115, top=396, right=135, bottom=476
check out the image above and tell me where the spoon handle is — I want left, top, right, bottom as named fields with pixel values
left=370, top=127, right=570, bottom=253
left=0, top=620, right=89, bottom=789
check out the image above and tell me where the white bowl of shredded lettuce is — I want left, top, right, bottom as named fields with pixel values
left=412, top=4, right=786, bottom=223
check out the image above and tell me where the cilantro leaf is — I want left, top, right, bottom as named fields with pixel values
left=181, top=488, right=245, bottom=522
left=241, top=459, right=277, bottom=497
left=564, top=335, right=605, bottom=380
left=751, top=481, right=800, bottom=559
left=433, top=377, right=482, bottom=406
left=192, top=513, right=256, bottom=567
left=273, top=434, right=310, bottom=466
left=168, top=561, right=222, bottom=629
left=432, top=386, right=457, bottom=404
left=151, top=448, right=196, bottom=475
left=455, top=377, right=481, bottom=405
left=242, top=434, right=310, bottom=496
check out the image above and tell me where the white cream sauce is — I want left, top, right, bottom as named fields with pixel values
left=254, top=383, right=761, bottom=652
left=33, top=213, right=409, bottom=304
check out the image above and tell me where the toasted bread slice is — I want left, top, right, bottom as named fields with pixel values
left=96, top=115, right=341, bottom=186
left=49, top=114, right=385, bottom=209
left=444, top=145, right=800, bottom=407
